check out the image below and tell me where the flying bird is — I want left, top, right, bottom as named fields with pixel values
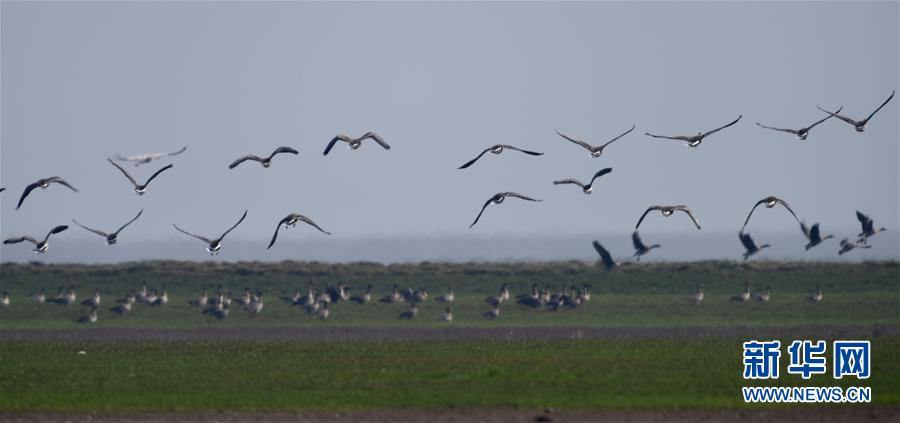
left=635, top=205, right=701, bottom=230
left=553, top=168, right=613, bottom=194
left=107, top=159, right=173, bottom=195
left=800, top=222, right=834, bottom=250
left=556, top=125, right=635, bottom=157
left=173, top=210, right=248, bottom=255
left=631, top=231, right=660, bottom=262
left=457, top=145, right=543, bottom=169
left=739, top=231, right=770, bottom=261
left=592, top=240, right=618, bottom=272
left=16, top=177, right=78, bottom=210
left=741, top=196, right=801, bottom=232
left=114, top=146, right=187, bottom=166
left=323, top=132, right=390, bottom=155
left=817, top=91, right=894, bottom=132
left=0, top=188, right=5, bottom=193
left=469, top=192, right=541, bottom=228
left=645, top=115, right=742, bottom=148
left=229, top=147, right=299, bottom=169
left=72, top=209, right=143, bottom=246
left=856, top=211, right=886, bottom=244
left=756, top=107, right=842, bottom=140
left=3, top=225, right=68, bottom=254
left=838, top=238, right=871, bottom=255
left=267, top=213, right=332, bottom=249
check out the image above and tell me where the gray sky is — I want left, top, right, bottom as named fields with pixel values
left=1, top=1, right=898, bottom=263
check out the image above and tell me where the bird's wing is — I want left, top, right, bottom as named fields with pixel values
left=631, top=231, right=645, bottom=250
left=47, top=177, right=79, bottom=192
left=218, top=210, right=248, bottom=241
left=741, top=200, right=766, bottom=231
left=555, top=131, right=596, bottom=151
left=800, top=221, right=811, bottom=239
left=502, top=145, right=544, bottom=156
left=267, top=222, right=283, bottom=249
left=816, top=106, right=857, bottom=125
left=323, top=134, right=350, bottom=156
left=806, top=106, right=842, bottom=130
left=865, top=90, right=895, bottom=122
left=591, top=240, right=614, bottom=268
left=297, top=215, right=332, bottom=235
left=602, top=125, right=636, bottom=147
left=16, top=181, right=41, bottom=210
left=589, top=167, right=613, bottom=184
left=645, top=132, right=690, bottom=141
left=228, top=155, right=262, bottom=169
left=4, top=236, right=38, bottom=245
left=504, top=192, right=541, bottom=201
left=701, top=115, right=742, bottom=138
left=108, top=159, right=139, bottom=187
left=635, top=206, right=660, bottom=229
left=114, top=209, right=143, bottom=235
left=268, top=146, right=299, bottom=160
left=469, top=198, right=494, bottom=228
left=72, top=219, right=109, bottom=238
left=553, top=179, right=585, bottom=188
left=458, top=148, right=491, bottom=169
left=361, top=132, right=390, bottom=150
left=675, top=206, right=702, bottom=230
left=173, top=224, right=212, bottom=244
left=165, top=146, right=188, bottom=157
left=755, top=122, right=797, bottom=134
left=856, top=210, right=873, bottom=233
left=775, top=199, right=801, bottom=224
left=44, top=225, right=69, bottom=242
left=144, top=164, right=174, bottom=185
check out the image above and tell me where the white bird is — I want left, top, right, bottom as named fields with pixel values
left=114, top=146, right=186, bottom=166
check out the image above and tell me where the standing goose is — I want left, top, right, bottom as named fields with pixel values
left=72, top=209, right=143, bottom=246
left=3, top=225, right=69, bottom=254
left=228, top=146, right=299, bottom=169
left=592, top=240, right=619, bottom=272
left=631, top=231, right=660, bottom=262
left=816, top=91, right=894, bottom=132
left=645, top=116, right=742, bottom=148
left=16, top=177, right=78, bottom=210
left=856, top=211, right=886, bottom=244
left=553, top=168, right=613, bottom=194
left=267, top=213, right=332, bottom=249
left=108, top=159, right=174, bottom=195
left=635, top=205, right=701, bottom=230
left=457, top=144, right=543, bottom=169
left=323, top=132, right=390, bottom=155
left=800, top=222, right=834, bottom=250
left=173, top=210, right=248, bottom=255
left=469, top=192, right=541, bottom=228
left=81, top=289, right=101, bottom=307
left=754, top=286, right=771, bottom=302
left=731, top=282, right=751, bottom=302
left=739, top=232, right=770, bottom=261
left=556, top=125, right=635, bottom=157
left=114, top=146, right=186, bottom=166
left=807, top=284, right=823, bottom=303
left=688, top=285, right=704, bottom=304
left=756, top=107, right=842, bottom=140
left=741, top=196, right=801, bottom=232
left=838, top=238, right=871, bottom=255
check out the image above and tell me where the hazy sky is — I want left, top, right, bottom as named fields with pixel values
left=1, top=1, right=897, bottom=263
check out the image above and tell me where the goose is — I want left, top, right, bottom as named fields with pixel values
left=152, top=289, right=168, bottom=306
left=323, top=132, right=390, bottom=155
left=457, top=144, right=543, bottom=169
left=741, top=196, right=801, bottom=232
left=138, top=283, right=149, bottom=303
left=755, top=107, right=841, bottom=140
left=62, top=287, right=77, bottom=305
left=81, top=289, right=101, bottom=307
left=72, top=209, right=143, bottom=245
left=516, top=284, right=543, bottom=308
left=485, top=284, right=509, bottom=306
left=754, top=286, right=771, bottom=302
left=517, top=284, right=539, bottom=302
left=731, top=282, right=750, bottom=302
left=235, top=288, right=253, bottom=306
left=16, top=177, right=78, bottom=210
left=107, top=159, right=173, bottom=195
left=398, top=303, right=418, bottom=320
left=553, top=168, right=613, bottom=194
left=315, top=302, right=330, bottom=320
left=0, top=188, right=4, bottom=192
left=631, top=231, right=660, bottom=262
left=294, top=283, right=316, bottom=307
left=229, top=146, right=299, bottom=169
left=118, top=292, right=137, bottom=305
left=189, top=290, right=208, bottom=307
left=688, top=285, right=704, bottom=304
left=282, top=288, right=303, bottom=304
left=145, top=289, right=160, bottom=305
left=556, top=125, right=635, bottom=157
left=807, top=284, right=823, bottom=303
left=350, top=285, right=373, bottom=304
left=31, top=288, right=46, bottom=304
left=645, top=115, right=742, bottom=148
left=327, top=284, right=352, bottom=303
left=0, top=292, right=9, bottom=308
left=800, top=222, right=834, bottom=250
left=114, top=146, right=187, bottom=166
left=483, top=305, right=501, bottom=320
left=412, top=287, right=428, bottom=303
left=4, top=225, right=69, bottom=253
left=739, top=231, right=770, bottom=260
left=592, top=240, right=618, bottom=272
left=173, top=210, right=247, bottom=255
left=469, top=192, right=542, bottom=228
left=838, top=238, right=871, bottom=255
left=380, top=284, right=404, bottom=303
left=635, top=205, right=701, bottom=230
left=816, top=91, right=894, bottom=132
left=245, top=292, right=264, bottom=315
left=110, top=301, right=132, bottom=315
left=435, top=286, right=455, bottom=303
left=856, top=211, right=886, bottom=244
left=267, top=213, right=332, bottom=249
left=305, top=299, right=320, bottom=314
left=77, top=307, right=98, bottom=323
left=441, top=307, right=453, bottom=322
left=579, top=285, right=591, bottom=302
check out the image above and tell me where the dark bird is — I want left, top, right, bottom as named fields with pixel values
left=114, top=146, right=186, bottom=166
left=635, top=205, right=701, bottom=230
left=457, top=145, right=543, bottom=169
left=108, top=159, right=173, bottom=195
left=16, top=177, right=78, bottom=210
left=756, top=107, right=842, bottom=140
left=267, top=213, right=332, bottom=249
left=323, top=132, right=390, bottom=155
left=817, top=91, right=894, bottom=132
left=72, top=209, right=143, bottom=246
left=469, top=192, right=541, bottom=228
left=0, top=188, right=5, bottom=193
left=592, top=240, right=618, bottom=272
left=741, top=196, right=801, bottom=232
left=228, top=147, right=299, bottom=169
left=839, top=238, right=871, bottom=255
left=3, top=225, right=68, bottom=254
left=631, top=231, right=660, bottom=261
left=556, top=125, right=635, bottom=157
left=173, top=210, right=248, bottom=255
left=645, top=115, right=742, bottom=148
left=553, top=168, right=613, bottom=194
left=739, top=232, right=770, bottom=261
left=800, top=222, right=834, bottom=250
left=856, top=211, right=886, bottom=244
